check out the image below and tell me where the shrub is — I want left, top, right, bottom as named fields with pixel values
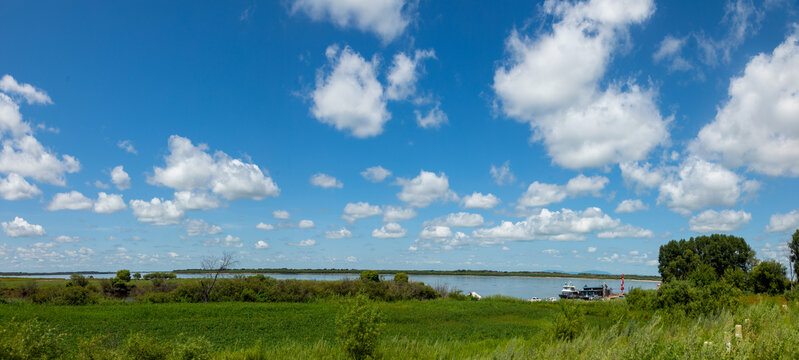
left=171, top=335, right=213, bottom=360
left=393, top=273, right=408, bottom=283
left=785, top=287, right=799, bottom=302
left=750, top=260, right=788, bottom=295
left=0, top=319, right=66, bottom=359
left=337, top=294, right=384, bottom=360
left=19, top=281, right=38, bottom=298
left=70, top=273, right=89, bottom=287
left=77, top=335, right=117, bottom=360
left=554, top=303, right=583, bottom=341
left=360, top=270, right=380, bottom=282
left=121, top=332, right=169, bottom=360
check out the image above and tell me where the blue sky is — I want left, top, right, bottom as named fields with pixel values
left=1, top=0, right=798, bottom=275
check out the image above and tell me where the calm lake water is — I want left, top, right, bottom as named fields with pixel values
left=3, top=272, right=660, bottom=299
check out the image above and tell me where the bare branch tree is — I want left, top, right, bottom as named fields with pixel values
left=200, top=252, right=237, bottom=302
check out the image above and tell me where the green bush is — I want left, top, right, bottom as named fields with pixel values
left=77, top=335, right=117, bottom=360
left=750, top=260, right=788, bottom=295
left=69, top=273, right=89, bottom=287
left=31, top=285, right=100, bottom=305
left=393, top=273, right=408, bottom=283
left=171, top=335, right=213, bottom=360
left=121, top=332, right=169, bottom=360
left=360, top=270, right=380, bottom=282
left=553, top=303, right=583, bottom=341
left=337, top=294, right=384, bottom=360
left=0, top=319, right=66, bottom=359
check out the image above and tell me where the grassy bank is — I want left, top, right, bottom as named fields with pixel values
left=2, top=298, right=798, bottom=359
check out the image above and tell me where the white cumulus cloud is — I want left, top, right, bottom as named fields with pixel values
left=372, top=222, right=407, bottom=238
left=289, top=239, right=316, bottom=247
left=256, top=222, right=275, bottom=231
left=490, top=161, right=516, bottom=185
left=254, top=240, right=270, bottom=249
left=657, top=156, right=753, bottom=215
left=461, top=192, right=500, bottom=209
left=692, top=30, right=799, bottom=177
left=2, top=217, right=46, bottom=238
left=310, top=173, right=343, bottom=188
left=110, top=166, right=131, bottom=190
left=425, top=212, right=485, bottom=228
left=149, top=135, right=279, bottom=201
left=273, top=210, right=291, bottom=219
left=184, top=219, right=223, bottom=237
left=342, top=201, right=382, bottom=223
left=46, top=191, right=93, bottom=211
left=93, top=192, right=127, bottom=214
left=396, top=170, right=458, bottom=208
left=298, top=219, right=315, bottom=228
left=291, top=0, right=411, bottom=43
left=361, top=165, right=391, bottom=182
left=311, top=46, right=388, bottom=138
left=518, top=174, right=608, bottom=208
left=766, top=210, right=799, bottom=233
left=325, top=228, right=352, bottom=239
left=130, top=198, right=185, bottom=226
left=689, top=209, right=752, bottom=233
left=0, top=173, right=41, bottom=200
left=615, top=199, right=648, bottom=213
left=382, top=206, right=416, bottom=222
left=386, top=49, right=436, bottom=101
left=0, top=75, right=52, bottom=105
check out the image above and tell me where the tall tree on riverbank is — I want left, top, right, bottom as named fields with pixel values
left=789, top=229, right=799, bottom=289
left=658, top=234, right=755, bottom=282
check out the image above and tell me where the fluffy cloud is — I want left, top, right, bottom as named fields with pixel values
left=0, top=173, right=41, bottom=200
left=518, top=174, right=608, bottom=208
left=396, top=170, right=458, bottom=208
left=386, top=49, right=436, bottom=101
left=361, top=165, right=391, bottom=182
left=619, top=161, right=665, bottom=190
left=256, top=222, right=275, bottom=231
left=587, top=246, right=597, bottom=253
left=325, top=228, right=352, bottom=239
left=130, top=198, right=184, bottom=225
left=184, top=219, right=223, bottom=237
left=766, top=210, right=799, bottom=233
left=342, top=201, right=382, bottom=223
left=204, top=234, right=242, bottom=248
left=93, top=192, right=127, bottom=214
left=414, top=227, right=470, bottom=250
left=289, top=239, right=316, bottom=247
left=2, top=217, right=46, bottom=237
left=0, top=75, right=52, bottom=105
left=110, top=166, right=131, bottom=190
left=597, top=250, right=654, bottom=265
left=425, top=212, right=484, bottom=228
left=311, top=46, right=388, bottom=138
left=461, top=192, right=500, bottom=209
left=490, top=161, right=516, bottom=185
left=46, top=191, right=93, bottom=211
left=493, top=0, right=668, bottom=169
left=310, top=173, right=343, bottom=188
left=472, top=207, right=652, bottom=242
left=382, top=206, right=416, bottom=222
left=173, top=191, right=221, bottom=210
left=657, top=157, right=753, bottom=215
left=692, top=30, right=799, bottom=176
left=615, top=199, right=648, bottom=213
left=298, top=220, right=315, bottom=228
left=254, top=240, right=270, bottom=249
left=273, top=210, right=290, bottom=219
left=0, top=135, right=80, bottom=186
left=291, top=0, right=410, bottom=43
left=420, top=225, right=453, bottom=239
left=414, top=105, right=448, bottom=129
left=372, top=222, right=407, bottom=238
left=689, top=209, right=752, bottom=233
left=149, top=135, right=279, bottom=201
left=652, top=35, right=692, bottom=72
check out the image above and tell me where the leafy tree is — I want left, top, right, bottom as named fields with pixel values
left=393, top=272, right=408, bottom=283
left=749, top=260, right=787, bottom=295
left=722, top=267, right=748, bottom=290
left=360, top=270, right=380, bottom=282
left=658, top=234, right=754, bottom=282
left=116, top=269, right=132, bottom=282
left=789, top=229, right=799, bottom=285
left=133, top=272, right=142, bottom=280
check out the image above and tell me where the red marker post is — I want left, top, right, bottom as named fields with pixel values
left=621, top=274, right=625, bottom=293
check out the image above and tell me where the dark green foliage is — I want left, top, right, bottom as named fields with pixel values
left=627, top=280, right=742, bottom=316
left=143, top=272, right=177, bottom=280
left=393, top=272, right=408, bottom=283
left=337, top=294, right=383, bottom=360
left=171, top=335, right=213, bottom=360
left=789, top=229, right=799, bottom=281
left=360, top=270, right=380, bottom=282
left=116, top=270, right=131, bottom=282
left=553, top=302, right=583, bottom=341
left=0, top=319, right=66, bottom=360
left=32, top=285, right=100, bottom=305
left=750, top=260, right=788, bottom=295
left=722, top=267, right=748, bottom=290
left=104, top=269, right=134, bottom=298
left=69, top=273, right=89, bottom=287
left=785, top=287, right=799, bottom=302
left=133, top=272, right=142, bottom=280
left=658, top=234, right=754, bottom=282
left=19, top=281, right=38, bottom=299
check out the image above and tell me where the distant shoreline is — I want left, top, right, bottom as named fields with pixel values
left=0, top=269, right=662, bottom=282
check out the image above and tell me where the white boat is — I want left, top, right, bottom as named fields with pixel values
left=558, top=282, right=579, bottom=299
left=529, top=297, right=542, bottom=302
